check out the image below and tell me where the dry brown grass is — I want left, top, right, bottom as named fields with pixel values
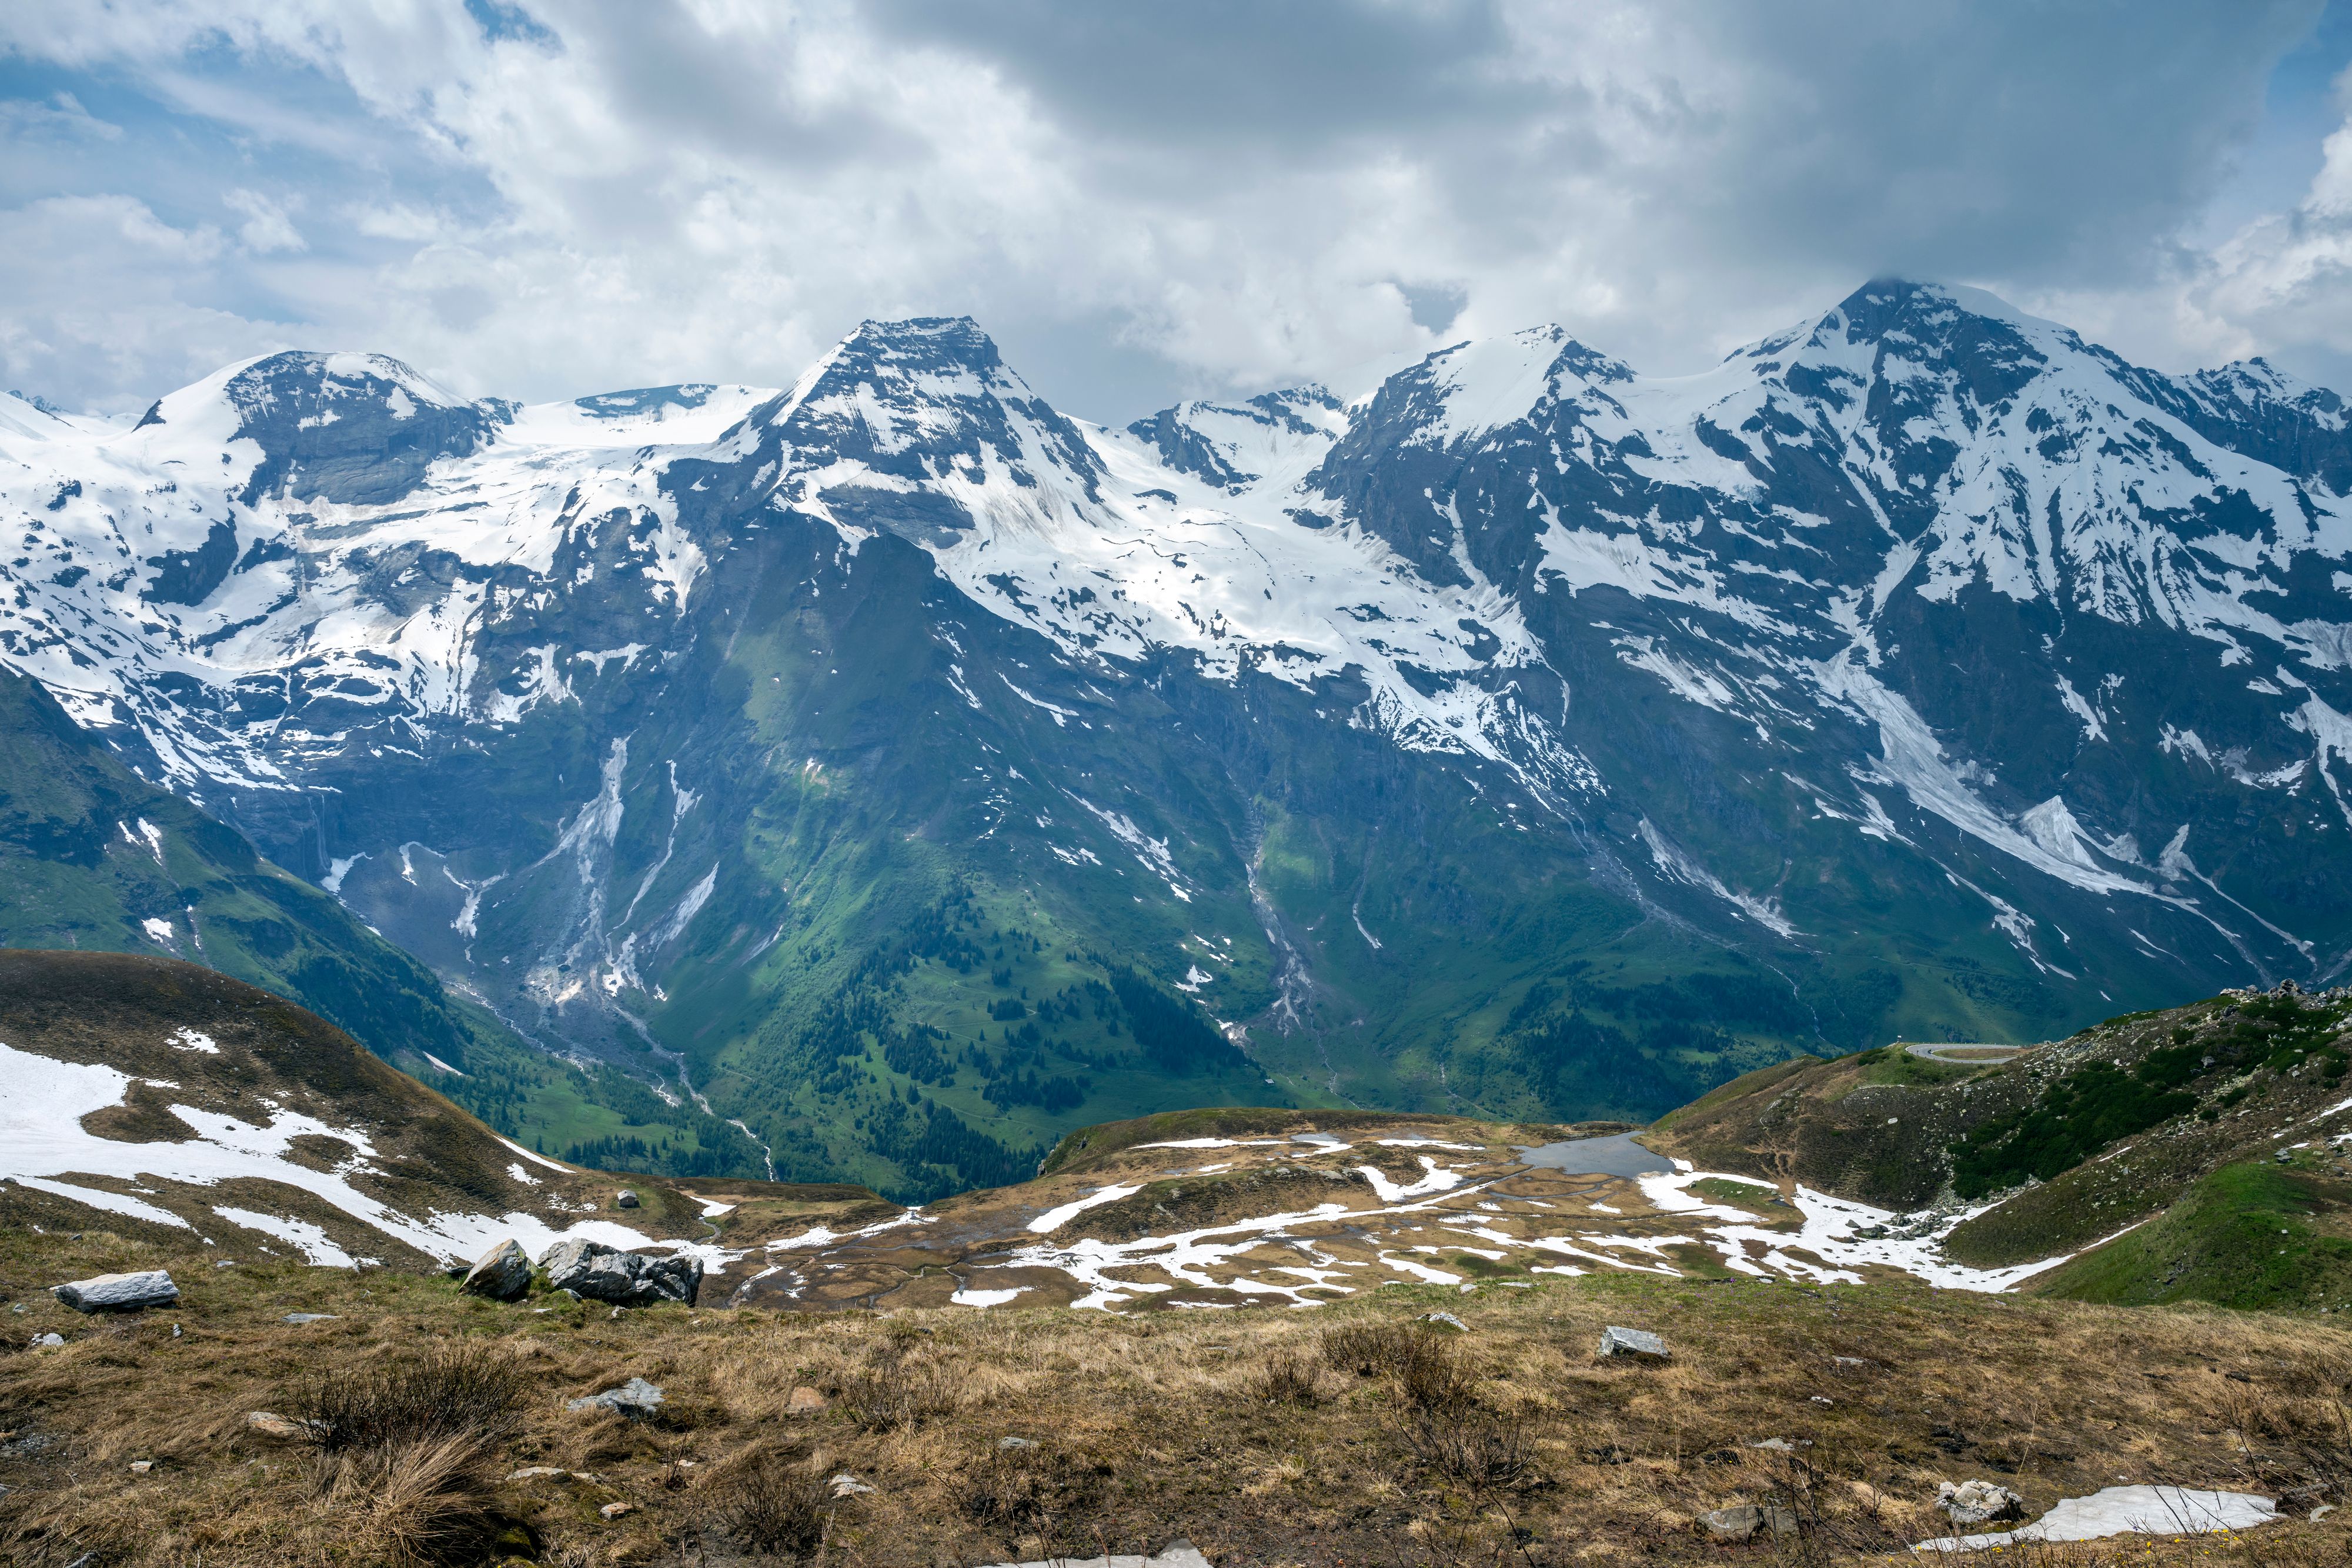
left=11, top=1231, right=2352, bottom=1565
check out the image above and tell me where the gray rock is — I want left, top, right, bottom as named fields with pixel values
left=1701, top=1504, right=1797, bottom=1541
left=245, top=1411, right=323, bottom=1443
left=567, top=1376, right=665, bottom=1418
left=614, top=1189, right=640, bottom=1209
left=1598, top=1325, right=1669, bottom=1359
left=1938, top=1479, right=2025, bottom=1526
left=51, top=1270, right=179, bottom=1313
left=30, top=1333, right=64, bottom=1348
left=537, top=1238, right=700, bottom=1306
left=282, top=1313, right=338, bottom=1325
left=1421, top=1311, right=1469, bottom=1332
left=998, top=1436, right=1039, bottom=1450
left=462, top=1239, right=532, bottom=1302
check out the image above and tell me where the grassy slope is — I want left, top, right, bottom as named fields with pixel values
left=8, top=1218, right=2352, bottom=1566
left=1645, top=985, right=2352, bottom=1310
left=2033, top=1160, right=2352, bottom=1311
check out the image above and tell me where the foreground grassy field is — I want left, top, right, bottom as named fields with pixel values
left=7, top=1221, right=2352, bottom=1566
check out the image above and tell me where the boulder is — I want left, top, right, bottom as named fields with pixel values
left=538, top=1239, right=700, bottom=1306
left=462, top=1239, right=532, bottom=1303
left=614, top=1190, right=640, bottom=1209
left=1701, top=1504, right=1797, bottom=1541
left=567, top=1377, right=665, bottom=1418
left=51, top=1271, right=179, bottom=1313
left=1421, top=1311, right=1469, bottom=1332
left=1598, top=1325, right=1669, bottom=1360
left=30, top=1333, right=64, bottom=1348
left=1939, top=1480, right=2025, bottom=1526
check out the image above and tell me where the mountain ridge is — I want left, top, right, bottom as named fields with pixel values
left=2, top=278, right=2349, bottom=1195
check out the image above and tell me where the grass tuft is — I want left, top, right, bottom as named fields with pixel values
left=296, top=1341, right=528, bottom=1454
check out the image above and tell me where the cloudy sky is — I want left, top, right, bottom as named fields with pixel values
left=5, top=0, right=2352, bottom=423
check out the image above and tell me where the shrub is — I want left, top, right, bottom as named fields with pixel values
left=1251, top=1350, right=1321, bottom=1406
left=836, top=1345, right=955, bottom=1432
left=1392, top=1335, right=1478, bottom=1417
left=1320, top=1320, right=1418, bottom=1378
left=1401, top=1408, right=1531, bottom=1486
left=706, top=1454, right=828, bottom=1557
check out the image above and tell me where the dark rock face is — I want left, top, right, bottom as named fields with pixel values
left=220, top=352, right=503, bottom=507
left=538, top=1239, right=700, bottom=1306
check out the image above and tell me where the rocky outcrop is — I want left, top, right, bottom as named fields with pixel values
left=538, top=1239, right=700, bottom=1306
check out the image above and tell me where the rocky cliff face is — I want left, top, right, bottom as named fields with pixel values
left=2, top=279, right=2347, bottom=1198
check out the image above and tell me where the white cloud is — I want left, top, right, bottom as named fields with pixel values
left=224, top=188, right=306, bottom=253
left=0, top=0, right=2341, bottom=417
left=0, top=91, right=123, bottom=142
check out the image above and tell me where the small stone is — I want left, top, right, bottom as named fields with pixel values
left=282, top=1313, right=337, bottom=1325
left=567, top=1377, right=665, bottom=1418
left=998, top=1436, right=1038, bottom=1450
left=462, top=1239, right=532, bottom=1303
left=505, top=1466, right=569, bottom=1483
left=830, top=1472, right=876, bottom=1497
left=1748, top=1437, right=1794, bottom=1452
left=213, top=1259, right=236, bottom=1269
left=129, top=1460, right=153, bottom=1474
left=614, top=1190, right=640, bottom=1209
left=1598, top=1325, right=1669, bottom=1359
left=1701, top=1504, right=1796, bottom=1541
left=244, top=1411, right=320, bottom=1443
left=599, top=1501, right=636, bottom=1520
left=1422, top=1310, right=1469, bottom=1332
left=51, top=1271, right=179, bottom=1313
left=1937, top=1479, right=2024, bottom=1526
left=786, top=1385, right=826, bottom=1415
left=31, top=1333, right=64, bottom=1348
left=1809, top=1395, right=1833, bottom=1405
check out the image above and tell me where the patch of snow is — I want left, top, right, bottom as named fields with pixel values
left=1915, top=1486, right=2277, bottom=1552
left=950, top=1285, right=1030, bottom=1307
left=1027, top=1185, right=1143, bottom=1234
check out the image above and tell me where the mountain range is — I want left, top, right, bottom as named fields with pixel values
left=4, top=279, right=2350, bottom=1198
